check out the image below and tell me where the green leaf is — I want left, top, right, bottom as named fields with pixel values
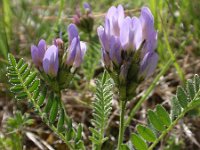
left=120, top=144, right=130, bottom=150
left=90, top=72, right=112, bottom=147
left=17, top=59, right=24, bottom=69
left=194, top=74, right=200, bottom=93
left=176, top=86, right=188, bottom=108
left=156, top=105, right=171, bottom=127
left=16, top=92, right=27, bottom=100
left=22, top=69, right=30, bottom=80
left=37, top=87, right=47, bottom=106
left=89, top=127, right=101, bottom=138
left=171, top=96, right=182, bottom=120
left=136, top=125, right=156, bottom=142
left=24, top=72, right=37, bottom=86
left=131, top=133, right=148, bottom=150
left=28, top=79, right=39, bottom=93
left=75, top=124, right=83, bottom=142
left=89, top=136, right=101, bottom=145
left=57, top=108, right=65, bottom=132
left=33, top=88, right=40, bottom=100
left=148, top=110, right=165, bottom=131
left=44, top=93, right=54, bottom=113
left=74, top=140, right=85, bottom=149
left=186, top=79, right=195, bottom=100
left=19, top=64, right=28, bottom=74
left=10, top=85, right=23, bottom=92
left=7, top=72, right=18, bottom=78
left=49, top=97, right=59, bottom=123
left=9, top=78, right=20, bottom=84
left=8, top=54, right=16, bottom=67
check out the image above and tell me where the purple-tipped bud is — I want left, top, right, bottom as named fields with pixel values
left=54, top=38, right=64, bottom=49
left=66, top=24, right=87, bottom=68
left=43, top=45, right=59, bottom=77
left=31, top=39, right=46, bottom=69
left=68, top=24, right=79, bottom=45
left=83, top=2, right=91, bottom=13
left=139, top=7, right=157, bottom=56
left=139, top=52, right=158, bottom=78
left=73, top=41, right=87, bottom=68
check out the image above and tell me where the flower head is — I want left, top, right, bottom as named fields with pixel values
left=31, top=39, right=46, bottom=70
left=97, top=5, right=158, bottom=99
left=43, top=45, right=59, bottom=77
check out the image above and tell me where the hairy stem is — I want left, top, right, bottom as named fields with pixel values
left=117, top=100, right=126, bottom=150
left=117, top=86, right=127, bottom=150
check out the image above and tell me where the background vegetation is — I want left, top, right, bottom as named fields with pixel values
left=0, top=0, right=200, bottom=149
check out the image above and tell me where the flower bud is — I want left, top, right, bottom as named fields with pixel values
left=54, top=38, right=64, bottom=49
left=139, top=52, right=158, bottom=79
left=43, top=45, right=59, bottom=77
left=65, top=24, right=87, bottom=68
left=83, top=2, right=92, bottom=14
left=31, top=39, right=46, bottom=70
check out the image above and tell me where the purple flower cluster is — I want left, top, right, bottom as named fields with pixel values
left=98, top=5, right=158, bottom=79
left=31, top=24, right=86, bottom=77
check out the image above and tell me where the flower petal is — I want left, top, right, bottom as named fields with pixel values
left=68, top=24, right=79, bottom=44
left=43, top=45, right=59, bottom=76
left=66, top=37, right=77, bottom=66
left=117, top=5, right=125, bottom=27
left=139, top=52, right=158, bottom=78
left=31, top=45, right=40, bottom=66
left=131, top=17, right=142, bottom=50
left=97, top=26, right=110, bottom=51
left=120, top=17, right=131, bottom=50
left=139, top=7, right=154, bottom=40
left=80, top=41, right=87, bottom=55
left=109, top=36, right=121, bottom=65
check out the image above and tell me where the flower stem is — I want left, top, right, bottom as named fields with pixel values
left=117, top=100, right=126, bottom=150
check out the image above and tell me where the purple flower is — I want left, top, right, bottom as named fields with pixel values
left=139, top=52, right=158, bottom=78
left=83, top=2, right=92, bottom=13
left=31, top=39, right=46, bottom=69
left=66, top=24, right=87, bottom=68
left=97, top=5, right=158, bottom=83
left=109, top=36, right=122, bottom=66
left=106, top=5, right=124, bottom=36
left=139, top=7, right=157, bottom=56
left=43, top=45, right=59, bottom=77
left=120, top=16, right=142, bottom=52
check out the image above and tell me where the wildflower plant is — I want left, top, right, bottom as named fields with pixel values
left=7, top=23, right=87, bottom=149
left=97, top=5, right=158, bottom=149
left=5, top=3, right=200, bottom=150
